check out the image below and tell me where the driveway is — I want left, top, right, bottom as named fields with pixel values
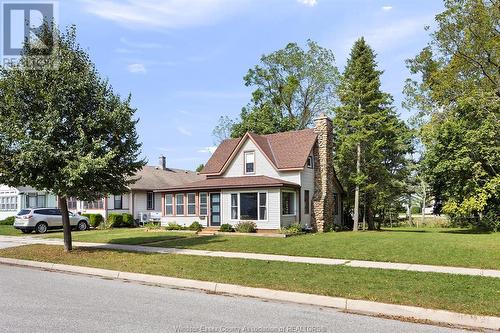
left=0, top=264, right=469, bottom=333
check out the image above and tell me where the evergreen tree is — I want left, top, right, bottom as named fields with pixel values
left=334, top=38, right=413, bottom=230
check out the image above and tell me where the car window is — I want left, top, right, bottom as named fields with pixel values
left=34, top=209, right=51, bottom=215
left=52, top=209, right=61, bottom=215
left=17, top=209, right=31, bottom=216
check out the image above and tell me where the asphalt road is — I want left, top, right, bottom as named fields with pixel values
left=0, top=265, right=470, bottom=333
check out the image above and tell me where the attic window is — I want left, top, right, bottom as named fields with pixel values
left=307, top=156, right=314, bottom=168
left=244, top=151, right=255, bottom=174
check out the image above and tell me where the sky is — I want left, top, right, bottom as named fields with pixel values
left=56, top=0, right=444, bottom=170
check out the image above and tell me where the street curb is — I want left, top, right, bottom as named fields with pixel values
left=1, top=257, right=499, bottom=331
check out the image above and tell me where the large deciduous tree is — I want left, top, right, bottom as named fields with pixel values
left=334, top=38, right=413, bottom=230
left=215, top=40, right=339, bottom=140
left=405, top=0, right=499, bottom=229
left=0, top=25, right=145, bottom=250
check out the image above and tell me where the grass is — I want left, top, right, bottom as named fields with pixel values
left=0, top=244, right=499, bottom=317
left=46, top=228, right=195, bottom=245
left=0, top=225, right=24, bottom=236
left=148, top=227, right=500, bottom=270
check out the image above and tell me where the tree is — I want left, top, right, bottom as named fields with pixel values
left=0, top=25, right=145, bottom=251
left=214, top=40, right=339, bottom=139
left=334, top=38, right=413, bottom=230
left=195, top=164, right=205, bottom=172
left=212, top=115, right=235, bottom=144
left=405, top=0, right=499, bottom=228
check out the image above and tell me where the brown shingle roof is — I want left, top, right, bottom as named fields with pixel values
left=155, top=175, right=299, bottom=192
left=201, top=128, right=317, bottom=175
left=129, top=166, right=205, bottom=191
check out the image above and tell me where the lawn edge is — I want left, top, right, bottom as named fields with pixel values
left=1, top=257, right=498, bottom=331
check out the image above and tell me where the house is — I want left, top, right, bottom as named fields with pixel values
left=0, top=157, right=204, bottom=222
left=156, top=114, right=344, bottom=231
left=0, top=185, right=57, bottom=220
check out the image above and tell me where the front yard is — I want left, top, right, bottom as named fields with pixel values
left=2, top=225, right=499, bottom=269
left=0, top=244, right=499, bottom=317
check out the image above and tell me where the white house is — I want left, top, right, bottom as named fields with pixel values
left=156, top=114, right=344, bottom=231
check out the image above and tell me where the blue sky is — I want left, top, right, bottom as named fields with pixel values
left=58, top=0, right=444, bottom=170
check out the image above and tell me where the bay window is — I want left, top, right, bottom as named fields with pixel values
left=187, top=193, right=196, bottom=215
left=282, top=191, right=296, bottom=215
left=165, top=194, right=173, bottom=215
left=175, top=194, right=184, bottom=215
left=199, top=193, right=208, bottom=216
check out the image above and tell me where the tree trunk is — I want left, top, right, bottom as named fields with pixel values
left=367, top=206, right=375, bottom=230
left=58, top=196, right=72, bottom=252
left=353, top=142, right=361, bottom=231
left=421, top=182, right=426, bottom=228
left=362, top=195, right=367, bottom=231
left=408, top=195, right=413, bottom=226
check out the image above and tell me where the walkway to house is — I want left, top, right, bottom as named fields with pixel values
left=0, top=235, right=498, bottom=278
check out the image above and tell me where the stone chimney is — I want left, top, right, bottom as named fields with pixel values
left=311, top=113, right=334, bottom=232
left=159, top=155, right=167, bottom=170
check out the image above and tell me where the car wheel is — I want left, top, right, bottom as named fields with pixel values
left=35, top=222, right=48, bottom=234
left=21, top=229, right=32, bottom=234
left=77, top=220, right=88, bottom=231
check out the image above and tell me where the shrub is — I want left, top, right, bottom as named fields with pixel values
left=188, top=221, right=203, bottom=231
left=0, top=216, right=15, bottom=225
left=219, top=223, right=234, bottom=232
left=81, top=214, right=104, bottom=228
left=235, top=221, right=256, bottom=233
left=122, top=213, right=135, bottom=227
left=107, top=213, right=124, bottom=228
left=165, top=222, right=183, bottom=230
left=280, top=223, right=302, bottom=235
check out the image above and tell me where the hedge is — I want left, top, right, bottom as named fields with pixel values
left=81, top=214, right=104, bottom=228
left=0, top=216, right=15, bottom=225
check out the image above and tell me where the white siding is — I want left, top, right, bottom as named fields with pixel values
left=299, top=152, right=315, bottom=227
left=161, top=216, right=207, bottom=227
left=222, top=139, right=301, bottom=184
left=221, top=188, right=281, bottom=229
left=0, top=185, right=20, bottom=219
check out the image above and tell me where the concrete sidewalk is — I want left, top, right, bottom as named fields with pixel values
left=0, top=235, right=499, bottom=278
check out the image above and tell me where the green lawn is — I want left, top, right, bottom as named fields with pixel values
left=1, top=244, right=499, bottom=317
left=46, top=228, right=195, bottom=245
left=148, top=228, right=500, bottom=269
left=0, top=225, right=24, bottom=236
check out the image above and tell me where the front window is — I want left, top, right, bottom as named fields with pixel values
left=259, top=193, right=267, bottom=220
left=175, top=194, right=184, bottom=215
left=67, top=197, right=77, bottom=210
left=199, top=193, right=208, bottom=216
left=333, top=193, right=339, bottom=216
left=307, top=156, right=314, bottom=168
left=240, top=193, right=257, bottom=220
left=83, top=199, right=104, bottom=210
left=282, top=191, right=296, bottom=215
left=0, top=196, right=17, bottom=211
left=231, top=194, right=238, bottom=219
left=114, top=195, right=123, bottom=209
left=147, top=192, right=155, bottom=210
left=187, top=193, right=196, bottom=215
left=165, top=194, right=173, bottom=215
left=304, top=190, right=310, bottom=215
left=244, top=151, right=255, bottom=174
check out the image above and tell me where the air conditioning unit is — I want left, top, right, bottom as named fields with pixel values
left=139, top=212, right=150, bottom=225
left=150, top=212, right=161, bottom=221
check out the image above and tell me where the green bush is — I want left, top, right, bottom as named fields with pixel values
left=235, top=221, right=256, bottom=233
left=0, top=216, right=15, bottom=225
left=165, top=222, right=183, bottom=230
left=411, top=206, right=422, bottom=214
left=107, top=213, right=124, bottom=228
left=219, top=223, right=234, bottom=232
left=122, top=213, right=135, bottom=227
left=188, top=221, right=203, bottom=231
left=81, top=214, right=103, bottom=228
left=280, top=223, right=302, bottom=235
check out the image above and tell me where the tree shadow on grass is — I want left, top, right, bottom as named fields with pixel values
left=439, top=229, right=493, bottom=235
left=379, top=229, right=430, bottom=233
left=144, top=235, right=228, bottom=248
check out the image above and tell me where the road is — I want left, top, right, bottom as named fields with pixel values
left=0, top=265, right=470, bottom=333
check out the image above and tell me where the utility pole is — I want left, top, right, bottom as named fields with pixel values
left=353, top=103, right=362, bottom=232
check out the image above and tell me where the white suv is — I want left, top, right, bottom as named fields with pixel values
left=14, top=208, right=90, bottom=234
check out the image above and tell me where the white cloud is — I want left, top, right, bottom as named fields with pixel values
left=81, top=0, right=249, bottom=29
left=177, top=126, right=192, bottom=136
left=382, top=6, right=393, bottom=11
left=127, top=63, right=146, bottom=73
left=198, top=146, right=217, bottom=154
left=297, top=0, right=317, bottom=6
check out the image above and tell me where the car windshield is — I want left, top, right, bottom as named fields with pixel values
left=17, top=209, right=31, bottom=216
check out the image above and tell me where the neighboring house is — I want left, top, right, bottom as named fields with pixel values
left=0, top=185, right=56, bottom=220
left=156, top=114, right=344, bottom=231
left=0, top=157, right=204, bottom=222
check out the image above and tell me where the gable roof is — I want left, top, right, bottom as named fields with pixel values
left=129, top=166, right=205, bottom=191
left=201, top=128, right=317, bottom=175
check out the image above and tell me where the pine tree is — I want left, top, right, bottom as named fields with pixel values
left=334, top=38, right=412, bottom=230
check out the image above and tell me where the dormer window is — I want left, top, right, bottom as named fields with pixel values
left=307, top=156, right=314, bottom=168
left=244, top=151, right=255, bottom=174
